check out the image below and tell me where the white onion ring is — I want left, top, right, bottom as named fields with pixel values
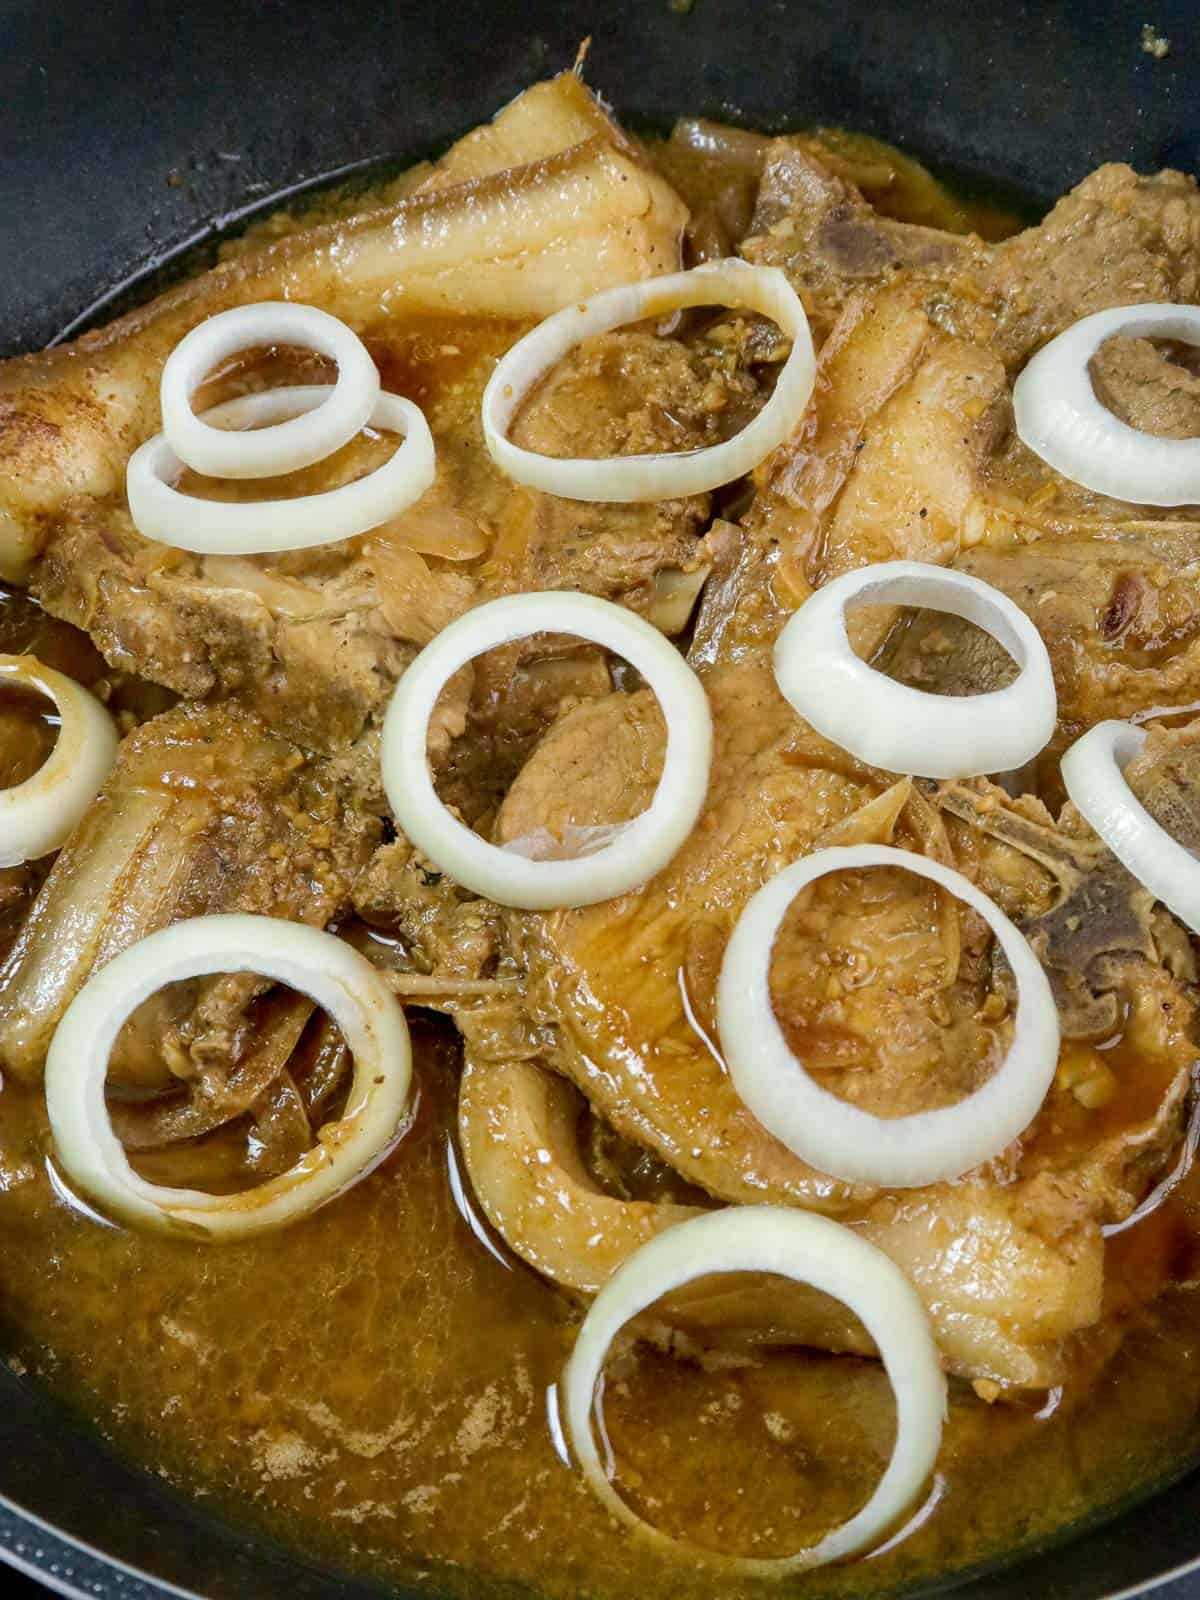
left=481, top=259, right=814, bottom=501
left=562, top=1206, right=946, bottom=1571
left=0, top=655, right=118, bottom=867
left=1012, top=304, right=1200, bottom=506
left=380, top=592, right=712, bottom=910
left=126, top=387, right=436, bottom=555
left=1062, top=719, right=1200, bottom=934
left=160, top=302, right=380, bottom=479
left=773, top=561, right=1057, bottom=779
left=717, top=844, right=1059, bottom=1187
left=44, top=914, right=412, bottom=1240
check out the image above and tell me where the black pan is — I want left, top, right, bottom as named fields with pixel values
left=1, top=0, right=1199, bottom=1595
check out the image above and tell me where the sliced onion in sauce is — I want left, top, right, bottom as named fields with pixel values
left=160, top=303, right=380, bottom=478
left=562, top=1206, right=946, bottom=1571
left=480, top=259, right=815, bottom=501
left=0, top=654, right=118, bottom=866
left=1062, top=719, right=1200, bottom=934
left=127, top=386, right=436, bottom=555
left=1012, top=304, right=1200, bottom=506
left=45, top=915, right=412, bottom=1240
left=717, top=845, right=1060, bottom=1187
left=773, top=561, right=1057, bottom=779
left=380, top=592, right=712, bottom=910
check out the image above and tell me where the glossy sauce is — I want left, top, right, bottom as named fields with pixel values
left=2, top=1012, right=1200, bottom=1599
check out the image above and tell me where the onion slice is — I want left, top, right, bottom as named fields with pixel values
left=1062, top=719, right=1200, bottom=934
left=0, top=654, right=118, bottom=867
left=562, top=1206, right=946, bottom=1571
left=717, top=844, right=1059, bottom=1187
left=44, top=914, right=412, bottom=1240
left=127, top=387, right=436, bottom=555
left=380, top=591, right=712, bottom=910
left=1012, top=303, right=1200, bottom=506
left=773, top=561, right=1057, bottom=779
left=480, top=259, right=814, bottom=501
left=160, top=302, right=380, bottom=479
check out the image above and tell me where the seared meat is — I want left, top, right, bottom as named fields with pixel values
left=458, top=522, right=1104, bottom=1381
left=2, top=72, right=717, bottom=799
left=22, top=217, right=773, bottom=792
left=28, top=374, right=493, bottom=764
left=751, top=156, right=1200, bottom=598
left=0, top=702, right=377, bottom=1084
left=493, top=654, right=882, bottom=1212
left=1091, top=336, right=1200, bottom=440
left=27, top=331, right=748, bottom=772
left=982, top=164, right=1200, bottom=368
left=467, top=546, right=1195, bottom=1381
left=748, top=150, right=1200, bottom=724
left=743, top=143, right=981, bottom=345
left=459, top=1055, right=1107, bottom=1386
left=745, top=275, right=1009, bottom=665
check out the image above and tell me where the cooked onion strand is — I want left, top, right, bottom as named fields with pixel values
left=381, top=592, right=712, bottom=909
left=160, top=302, right=380, bottom=479
left=45, top=914, right=413, bottom=1239
left=773, top=561, right=1057, bottom=779
left=717, top=844, right=1059, bottom=1186
left=481, top=259, right=814, bottom=501
left=562, top=1206, right=946, bottom=1571
left=0, top=654, right=118, bottom=866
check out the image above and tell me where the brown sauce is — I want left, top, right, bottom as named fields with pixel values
left=2, top=1006, right=1200, bottom=1599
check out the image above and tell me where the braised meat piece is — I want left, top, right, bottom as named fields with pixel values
left=0, top=702, right=378, bottom=1087
left=983, top=164, right=1200, bottom=368
left=743, top=142, right=982, bottom=345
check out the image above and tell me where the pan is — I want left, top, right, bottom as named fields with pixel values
left=1, top=1, right=1198, bottom=1595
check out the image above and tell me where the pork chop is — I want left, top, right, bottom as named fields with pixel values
left=0, top=701, right=378, bottom=1086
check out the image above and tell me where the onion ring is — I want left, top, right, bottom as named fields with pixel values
left=1012, top=303, right=1200, bottom=505
left=127, top=387, right=436, bottom=555
left=717, top=844, right=1059, bottom=1187
left=773, top=561, right=1057, bottom=779
left=1062, top=719, right=1200, bottom=934
left=380, top=592, right=712, bottom=909
left=160, top=302, right=380, bottom=479
left=562, top=1206, right=946, bottom=1571
left=0, top=654, right=118, bottom=866
left=44, top=914, right=412, bottom=1239
left=481, top=259, right=814, bottom=501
